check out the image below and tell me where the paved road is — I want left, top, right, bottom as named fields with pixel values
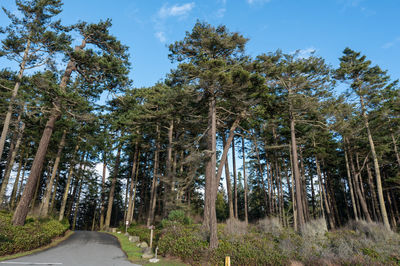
left=1, top=231, right=140, bottom=266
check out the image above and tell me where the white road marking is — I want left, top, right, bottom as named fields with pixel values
left=1, top=262, right=62, bottom=265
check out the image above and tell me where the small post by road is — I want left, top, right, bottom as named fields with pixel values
left=125, top=220, right=129, bottom=234
left=225, top=256, right=231, bottom=266
left=149, top=225, right=155, bottom=249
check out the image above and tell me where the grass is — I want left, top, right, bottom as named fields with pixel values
left=107, top=232, right=188, bottom=266
left=0, top=230, right=74, bottom=262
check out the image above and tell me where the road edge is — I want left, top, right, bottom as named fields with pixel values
left=0, top=230, right=74, bottom=262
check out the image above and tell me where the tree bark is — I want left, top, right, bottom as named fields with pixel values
left=105, top=142, right=122, bottom=229
left=347, top=144, right=372, bottom=223
left=223, top=135, right=234, bottom=219
left=12, top=39, right=87, bottom=226
left=10, top=148, right=24, bottom=209
left=0, top=39, right=31, bottom=159
left=242, top=135, right=248, bottom=224
left=289, top=108, right=305, bottom=230
left=390, top=131, right=400, bottom=167
left=99, top=154, right=107, bottom=230
left=344, top=144, right=358, bottom=220
left=72, top=179, right=83, bottom=231
left=315, top=155, right=334, bottom=229
left=147, top=125, right=160, bottom=227
left=39, top=130, right=67, bottom=217
left=359, top=95, right=390, bottom=229
left=59, top=145, right=80, bottom=221
left=0, top=122, right=25, bottom=204
left=12, top=113, right=57, bottom=225
left=127, top=143, right=139, bottom=224
left=231, top=137, right=238, bottom=219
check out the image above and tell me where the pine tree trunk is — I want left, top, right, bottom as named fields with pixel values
left=366, top=163, right=379, bottom=221
left=289, top=109, right=305, bottom=230
left=127, top=144, right=139, bottom=224
left=10, top=147, right=24, bottom=209
left=359, top=95, right=390, bottom=229
left=208, top=95, right=218, bottom=249
left=12, top=113, right=58, bottom=225
left=344, top=144, right=359, bottom=220
left=0, top=122, right=25, bottom=204
left=72, top=179, right=83, bottom=231
left=315, top=155, right=334, bottom=229
left=231, top=137, right=238, bottom=219
left=39, top=130, right=66, bottom=217
left=147, top=125, right=160, bottom=227
left=223, top=135, right=234, bottom=219
left=11, top=39, right=86, bottom=226
left=59, top=145, right=80, bottom=221
left=105, top=143, right=122, bottom=229
left=0, top=39, right=31, bottom=159
left=99, top=155, right=107, bottom=230
left=347, top=145, right=372, bottom=223
left=242, top=135, right=248, bottom=224
left=164, top=121, right=174, bottom=217
left=50, top=171, right=59, bottom=213
left=17, top=156, right=28, bottom=205
left=288, top=144, right=297, bottom=230
left=390, top=132, right=400, bottom=167
left=254, top=140, right=269, bottom=214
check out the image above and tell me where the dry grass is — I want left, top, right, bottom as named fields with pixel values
left=224, top=218, right=248, bottom=236
left=257, top=216, right=283, bottom=237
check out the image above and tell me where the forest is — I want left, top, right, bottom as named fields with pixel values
left=0, top=0, right=399, bottom=265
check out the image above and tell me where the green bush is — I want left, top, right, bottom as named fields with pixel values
left=127, top=224, right=161, bottom=248
left=0, top=212, right=69, bottom=256
left=158, top=224, right=208, bottom=264
left=160, top=210, right=192, bottom=228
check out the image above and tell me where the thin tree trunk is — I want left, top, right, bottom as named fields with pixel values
left=72, top=179, right=83, bottom=231
left=129, top=157, right=140, bottom=223
left=360, top=95, right=390, bottom=229
left=59, top=146, right=80, bottom=221
left=0, top=39, right=31, bottom=159
left=127, top=144, right=139, bottom=224
left=17, top=155, right=28, bottom=204
left=289, top=108, right=305, bottom=230
left=105, top=142, right=122, bottom=229
left=0, top=122, right=25, bottom=204
left=147, top=125, right=160, bottom=227
left=390, top=131, right=400, bottom=167
left=347, top=143, right=372, bottom=223
left=164, top=121, right=174, bottom=217
left=344, top=144, right=359, bottom=220
left=254, top=139, right=269, bottom=214
left=223, top=135, right=234, bottom=219
left=10, top=147, right=24, bottom=209
left=99, top=154, right=107, bottom=230
left=315, top=155, right=334, bottom=229
left=231, top=137, right=238, bottom=219
left=289, top=146, right=297, bottom=230
left=39, top=130, right=66, bottom=217
left=366, top=163, right=379, bottom=221
left=242, top=135, right=248, bottom=224
left=50, top=171, right=59, bottom=213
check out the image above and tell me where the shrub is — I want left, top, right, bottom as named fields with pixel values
left=0, top=212, right=69, bottom=256
left=256, top=217, right=283, bottom=237
left=160, top=210, right=192, bottom=228
left=224, top=218, right=247, bottom=236
left=158, top=224, right=208, bottom=264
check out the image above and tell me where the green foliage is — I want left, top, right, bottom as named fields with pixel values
left=160, top=210, right=192, bottom=228
left=0, top=212, right=69, bottom=256
left=126, top=224, right=161, bottom=248
left=158, top=224, right=208, bottom=264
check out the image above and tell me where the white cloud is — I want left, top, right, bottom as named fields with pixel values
left=158, top=2, right=195, bottom=18
left=246, top=0, right=271, bottom=5
left=155, top=31, right=167, bottom=43
left=291, top=47, right=317, bottom=59
left=215, top=8, right=226, bottom=18
left=382, top=37, right=400, bottom=49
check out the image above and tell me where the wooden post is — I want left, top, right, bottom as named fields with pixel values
left=149, top=225, right=155, bottom=249
left=225, top=256, right=231, bottom=266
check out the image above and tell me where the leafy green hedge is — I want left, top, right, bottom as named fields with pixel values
left=0, top=212, right=69, bottom=256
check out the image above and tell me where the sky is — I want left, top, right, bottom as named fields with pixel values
left=1, top=0, right=399, bottom=89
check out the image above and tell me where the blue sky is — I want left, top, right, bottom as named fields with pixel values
left=1, top=0, right=399, bottom=89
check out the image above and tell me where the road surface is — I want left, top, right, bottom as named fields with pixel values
left=1, top=231, right=140, bottom=266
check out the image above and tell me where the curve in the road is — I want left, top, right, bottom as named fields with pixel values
left=1, top=231, right=140, bottom=266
